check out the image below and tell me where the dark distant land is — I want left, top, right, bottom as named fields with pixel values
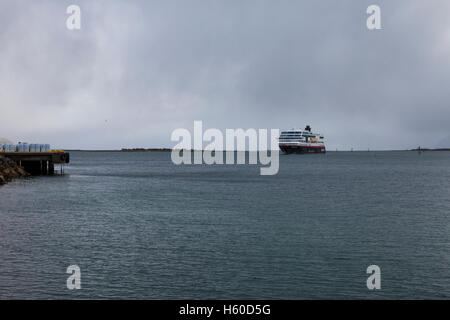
left=62, top=148, right=450, bottom=152
left=65, top=148, right=172, bottom=152
left=410, top=147, right=450, bottom=152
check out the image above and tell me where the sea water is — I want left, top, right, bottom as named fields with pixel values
left=0, top=151, right=449, bottom=299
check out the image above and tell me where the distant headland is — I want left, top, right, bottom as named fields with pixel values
left=65, top=148, right=172, bottom=152
left=64, top=148, right=450, bottom=152
left=410, top=148, right=450, bottom=152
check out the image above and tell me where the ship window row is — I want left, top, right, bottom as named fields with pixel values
left=280, top=135, right=322, bottom=138
left=280, top=132, right=321, bottom=136
left=279, top=136, right=303, bottom=138
left=280, top=133, right=303, bottom=136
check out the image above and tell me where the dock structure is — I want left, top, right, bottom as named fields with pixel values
left=0, top=152, right=70, bottom=175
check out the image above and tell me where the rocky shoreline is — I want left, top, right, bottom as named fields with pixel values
left=0, top=156, right=30, bottom=185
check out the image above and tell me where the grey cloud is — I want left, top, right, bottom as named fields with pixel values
left=0, top=0, right=449, bottom=150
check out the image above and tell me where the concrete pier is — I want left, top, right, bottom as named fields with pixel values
left=1, top=152, right=69, bottom=175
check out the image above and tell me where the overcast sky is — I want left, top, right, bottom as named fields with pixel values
left=1, top=0, right=449, bottom=150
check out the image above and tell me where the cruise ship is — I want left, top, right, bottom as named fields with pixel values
left=278, top=125, right=326, bottom=154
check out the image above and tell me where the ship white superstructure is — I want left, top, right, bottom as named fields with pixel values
left=278, top=125, right=325, bottom=154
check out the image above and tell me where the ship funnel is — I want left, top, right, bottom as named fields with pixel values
left=305, top=125, right=311, bottom=132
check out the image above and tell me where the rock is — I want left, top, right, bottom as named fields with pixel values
left=0, top=158, right=30, bottom=185
left=16, top=167, right=29, bottom=176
